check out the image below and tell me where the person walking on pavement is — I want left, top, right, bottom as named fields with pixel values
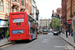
left=59, top=30, right=61, bottom=35
left=7, top=34, right=9, bottom=41
left=0, top=32, right=2, bottom=41
left=66, top=29, right=68, bottom=38
left=2, top=31, right=5, bottom=37
left=71, top=29, right=73, bottom=36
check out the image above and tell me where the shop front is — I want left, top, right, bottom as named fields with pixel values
left=0, top=19, right=8, bottom=38
left=67, top=20, right=72, bottom=35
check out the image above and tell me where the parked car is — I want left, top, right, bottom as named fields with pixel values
left=53, top=31, right=59, bottom=35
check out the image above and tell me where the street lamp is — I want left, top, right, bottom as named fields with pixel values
left=40, top=17, right=43, bottom=33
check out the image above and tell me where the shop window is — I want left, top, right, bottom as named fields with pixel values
left=14, top=9, right=17, bottom=12
left=0, top=0, right=3, bottom=11
left=14, top=0, right=17, bottom=1
left=21, top=0, right=24, bottom=6
left=58, top=11, right=60, bottom=13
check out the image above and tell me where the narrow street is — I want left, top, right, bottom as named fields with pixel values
left=0, top=33, right=74, bottom=50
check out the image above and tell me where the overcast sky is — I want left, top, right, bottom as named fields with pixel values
left=35, top=0, right=62, bottom=19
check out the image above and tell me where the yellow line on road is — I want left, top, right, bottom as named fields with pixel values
left=68, top=44, right=73, bottom=50
left=0, top=44, right=12, bottom=48
left=0, top=42, right=16, bottom=48
left=65, top=44, right=73, bottom=50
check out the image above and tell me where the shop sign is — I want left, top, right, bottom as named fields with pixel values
left=36, top=21, right=38, bottom=23
left=0, top=20, right=8, bottom=26
left=68, top=20, right=72, bottom=24
left=0, top=20, right=1, bottom=25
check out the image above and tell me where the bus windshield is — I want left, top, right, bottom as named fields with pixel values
left=43, top=29, right=48, bottom=32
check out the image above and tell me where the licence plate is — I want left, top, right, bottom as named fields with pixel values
left=17, top=39, right=21, bottom=40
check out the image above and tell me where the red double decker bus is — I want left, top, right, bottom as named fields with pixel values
left=9, top=12, right=37, bottom=41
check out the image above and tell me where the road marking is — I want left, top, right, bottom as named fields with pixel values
left=65, top=44, right=73, bottom=50
left=41, top=39, right=49, bottom=44
left=26, top=43, right=30, bottom=45
left=54, top=45, right=68, bottom=49
left=0, top=42, right=16, bottom=48
left=0, top=44, right=12, bottom=48
left=54, top=44, right=73, bottom=50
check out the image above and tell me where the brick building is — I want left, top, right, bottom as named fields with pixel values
left=61, top=0, right=67, bottom=33
left=72, top=0, right=75, bottom=15
left=66, top=0, right=72, bottom=20
left=11, top=0, right=32, bottom=14
left=52, top=8, right=62, bottom=18
left=66, top=0, right=72, bottom=34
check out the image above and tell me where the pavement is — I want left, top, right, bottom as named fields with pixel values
left=59, top=33, right=75, bottom=47
left=0, top=38, right=12, bottom=47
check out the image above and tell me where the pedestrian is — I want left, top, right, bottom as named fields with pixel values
left=0, top=32, right=2, bottom=41
left=59, top=30, right=61, bottom=35
left=71, top=29, right=73, bottom=36
left=2, top=31, right=5, bottom=37
left=65, top=29, right=68, bottom=38
left=7, top=34, right=9, bottom=41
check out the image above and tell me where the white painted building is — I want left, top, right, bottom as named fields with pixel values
left=32, top=0, right=36, bottom=19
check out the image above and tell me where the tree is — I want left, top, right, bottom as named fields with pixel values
left=49, top=22, right=52, bottom=29
left=52, top=17, right=60, bottom=30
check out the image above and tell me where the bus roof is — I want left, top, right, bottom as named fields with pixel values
left=27, top=13, right=36, bottom=21
left=9, top=12, right=36, bottom=21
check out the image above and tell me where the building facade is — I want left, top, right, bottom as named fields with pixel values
left=0, top=0, right=10, bottom=37
left=66, top=0, right=72, bottom=20
left=72, top=0, right=75, bottom=16
left=52, top=8, right=62, bottom=31
left=39, top=19, right=50, bottom=32
left=66, top=0, right=72, bottom=34
left=32, top=0, right=36, bottom=19
left=0, top=0, right=34, bottom=37
left=61, top=0, right=67, bottom=33
left=52, top=8, right=62, bottom=18
left=25, top=0, right=32, bottom=14
left=11, top=0, right=32, bottom=14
